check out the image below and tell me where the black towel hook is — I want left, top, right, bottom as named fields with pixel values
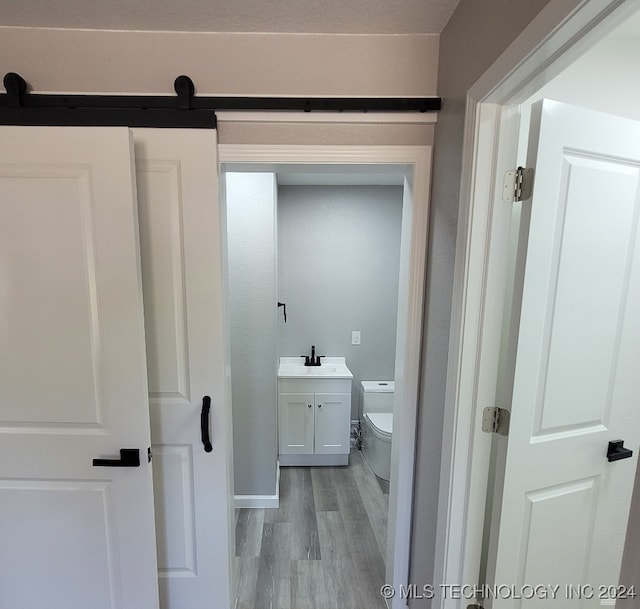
left=278, top=302, right=287, bottom=323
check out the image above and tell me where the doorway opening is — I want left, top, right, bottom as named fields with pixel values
left=439, top=1, right=640, bottom=605
left=227, top=167, right=401, bottom=608
left=219, top=145, right=432, bottom=609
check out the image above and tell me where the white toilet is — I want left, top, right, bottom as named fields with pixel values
left=360, top=381, right=394, bottom=481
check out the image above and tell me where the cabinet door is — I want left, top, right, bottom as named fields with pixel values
left=278, top=393, right=314, bottom=454
left=314, top=393, right=351, bottom=454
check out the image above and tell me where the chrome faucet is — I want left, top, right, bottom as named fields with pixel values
left=301, top=345, right=324, bottom=366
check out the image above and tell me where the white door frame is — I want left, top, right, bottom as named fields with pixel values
left=218, top=143, right=432, bottom=608
left=435, top=0, right=640, bottom=606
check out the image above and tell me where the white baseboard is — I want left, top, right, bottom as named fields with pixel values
left=234, top=495, right=279, bottom=508
left=234, top=461, right=280, bottom=509
left=279, top=453, right=349, bottom=466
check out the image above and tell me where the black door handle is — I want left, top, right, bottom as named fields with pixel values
left=201, top=396, right=213, bottom=453
left=93, top=448, right=140, bottom=467
left=607, top=440, right=633, bottom=462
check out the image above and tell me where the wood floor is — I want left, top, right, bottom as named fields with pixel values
left=234, top=450, right=389, bottom=609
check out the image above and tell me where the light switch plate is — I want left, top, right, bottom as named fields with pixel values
left=352, top=331, right=361, bottom=345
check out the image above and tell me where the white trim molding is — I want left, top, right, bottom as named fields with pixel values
left=217, top=111, right=437, bottom=125
left=234, top=495, right=280, bottom=509
left=234, top=462, right=281, bottom=509
left=219, top=144, right=431, bottom=165
left=219, top=143, right=432, bottom=609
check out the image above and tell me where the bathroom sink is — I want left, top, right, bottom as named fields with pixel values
left=277, top=357, right=353, bottom=379
left=290, top=365, right=336, bottom=374
left=279, top=365, right=337, bottom=376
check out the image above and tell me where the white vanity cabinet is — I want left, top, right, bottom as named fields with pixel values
left=278, top=377, right=351, bottom=466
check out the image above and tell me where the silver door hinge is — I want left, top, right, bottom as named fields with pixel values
left=503, top=167, right=534, bottom=202
left=482, top=406, right=510, bottom=436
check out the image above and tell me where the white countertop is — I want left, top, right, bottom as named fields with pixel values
left=277, top=357, right=353, bottom=379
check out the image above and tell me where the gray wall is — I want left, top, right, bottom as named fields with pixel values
left=619, top=456, right=640, bottom=607
left=409, top=1, right=557, bottom=605
left=226, top=173, right=278, bottom=497
left=0, top=28, right=439, bottom=98
left=277, top=185, right=403, bottom=417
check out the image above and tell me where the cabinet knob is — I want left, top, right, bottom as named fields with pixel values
left=318, top=404, right=322, bottom=408
left=308, top=404, right=312, bottom=408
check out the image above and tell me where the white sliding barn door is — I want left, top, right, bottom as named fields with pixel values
left=489, top=100, right=640, bottom=606
left=133, top=129, right=234, bottom=609
left=0, top=127, right=159, bottom=609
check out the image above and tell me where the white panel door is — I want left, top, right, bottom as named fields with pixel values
left=490, top=100, right=640, bottom=606
left=315, top=393, right=351, bottom=454
left=0, top=127, right=159, bottom=609
left=132, top=129, right=233, bottom=609
left=278, top=393, right=314, bottom=454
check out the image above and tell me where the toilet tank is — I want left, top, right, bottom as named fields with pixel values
left=360, top=381, right=395, bottom=416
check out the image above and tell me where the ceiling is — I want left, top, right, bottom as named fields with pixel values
left=225, top=164, right=405, bottom=186
left=277, top=172, right=403, bottom=186
left=0, top=0, right=460, bottom=34
left=607, top=7, right=640, bottom=39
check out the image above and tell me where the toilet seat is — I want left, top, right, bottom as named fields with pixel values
left=361, top=381, right=395, bottom=393
left=365, top=412, right=393, bottom=438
